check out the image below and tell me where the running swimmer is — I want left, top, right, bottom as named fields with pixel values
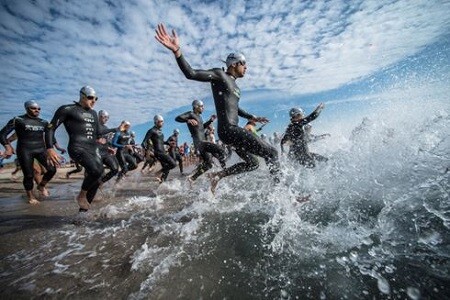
left=46, top=86, right=115, bottom=212
left=280, top=104, right=325, bottom=168
left=97, top=110, right=120, bottom=184
left=175, top=99, right=227, bottom=183
left=0, top=100, right=56, bottom=204
left=165, top=128, right=184, bottom=174
left=155, top=23, right=280, bottom=194
left=141, top=115, right=176, bottom=183
left=112, top=121, right=137, bottom=180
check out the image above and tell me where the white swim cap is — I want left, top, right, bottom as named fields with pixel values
left=80, top=86, right=97, bottom=98
left=225, top=52, right=246, bottom=68
left=154, top=114, right=164, bottom=124
left=24, top=100, right=39, bottom=109
left=98, top=110, right=109, bottom=117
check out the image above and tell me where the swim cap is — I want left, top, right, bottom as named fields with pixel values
left=80, top=86, right=97, bottom=97
left=121, top=120, right=131, bottom=126
left=173, top=128, right=180, bottom=134
left=130, top=131, right=136, bottom=137
left=225, top=52, right=246, bottom=68
left=24, top=100, right=39, bottom=109
left=192, top=99, right=204, bottom=109
left=289, top=108, right=305, bottom=118
left=98, top=110, right=109, bottom=117
left=154, top=114, right=164, bottom=124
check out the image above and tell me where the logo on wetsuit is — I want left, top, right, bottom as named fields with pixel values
left=82, top=112, right=96, bottom=140
left=25, top=125, right=44, bottom=131
left=233, top=88, right=241, bottom=99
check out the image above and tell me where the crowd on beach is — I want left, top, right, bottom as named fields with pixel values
left=0, top=23, right=330, bottom=213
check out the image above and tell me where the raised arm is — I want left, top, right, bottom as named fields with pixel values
left=301, top=103, right=325, bottom=125
left=155, top=23, right=221, bottom=82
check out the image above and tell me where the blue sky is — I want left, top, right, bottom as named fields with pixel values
left=0, top=0, right=449, bottom=148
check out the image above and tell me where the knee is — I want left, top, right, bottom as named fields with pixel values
left=248, top=157, right=259, bottom=170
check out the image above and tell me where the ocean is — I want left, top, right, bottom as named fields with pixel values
left=0, top=96, right=449, bottom=299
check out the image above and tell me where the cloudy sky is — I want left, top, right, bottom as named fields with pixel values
left=0, top=0, right=449, bottom=144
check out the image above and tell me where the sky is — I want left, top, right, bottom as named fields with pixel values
left=0, top=0, right=449, bottom=149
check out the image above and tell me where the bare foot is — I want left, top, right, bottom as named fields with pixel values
left=187, top=176, right=195, bottom=188
left=207, top=173, right=220, bottom=195
left=37, top=185, right=50, bottom=197
left=76, top=195, right=90, bottom=210
left=155, top=177, right=163, bottom=184
left=28, top=198, right=40, bottom=205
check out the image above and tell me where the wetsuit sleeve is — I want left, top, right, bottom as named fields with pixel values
left=280, top=127, right=291, bottom=153
left=111, top=132, right=123, bottom=148
left=237, top=107, right=256, bottom=120
left=98, top=127, right=117, bottom=136
left=176, top=55, right=221, bottom=82
left=0, top=118, right=16, bottom=146
left=141, top=130, right=152, bottom=149
left=46, top=106, right=68, bottom=149
left=301, top=109, right=322, bottom=125
left=175, top=111, right=192, bottom=123
left=203, top=119, right=213, bottom=129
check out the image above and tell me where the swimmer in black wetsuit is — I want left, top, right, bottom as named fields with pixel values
left=165, top=129, right=184, bottom=174
left=141, top=115, right=176, bottom=183
left=175, top=99, right=227, bottom=183
left=155, top=24, right=280, bottom=194
left=0, top=100, right=56, bottom=204
left=280, top=104, right=325, bottom=168
left=46, top=86, right=115, bottom=211
left=97, top=110, right=120, bottom=184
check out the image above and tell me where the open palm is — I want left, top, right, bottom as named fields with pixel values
left=155, top=23, right=179, bottom=52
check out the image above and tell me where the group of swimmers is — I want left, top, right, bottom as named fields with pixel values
left=0, top=23, right=328, bottom=212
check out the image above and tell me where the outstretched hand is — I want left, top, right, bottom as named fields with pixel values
left=155, top=23, right=179, bottom=52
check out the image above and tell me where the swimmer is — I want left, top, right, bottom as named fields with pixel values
left=141, top=115, right=176, bottom=183
left=155, top=24, right=280, bottom=194
left=0, top=100, right=56, bottom=204
left=280, top=104, right=325, bottom=167
left=97, top=110, right=120, bottom=184
left=175, top=99, right=226, bottom=183
left=46, top=86, right=115, bottom=212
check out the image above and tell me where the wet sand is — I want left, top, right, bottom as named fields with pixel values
left=0, top=164, right=193, bottom=259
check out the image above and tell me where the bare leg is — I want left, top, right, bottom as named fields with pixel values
left=77, top=190, right=90, bottom=210
left=207, top=171, right=226, bottom=195
left=26, top=190, right=40, bottom=205
left=37, top=180, right=50, bottom=197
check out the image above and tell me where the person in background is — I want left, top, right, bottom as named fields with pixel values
left=141, top=115, right=176, bottom=183
left=166, top=128, right=184, bottom=175
left=280, top=103, right=325, bottom=168
left=0, top=100, right=56, bottom=204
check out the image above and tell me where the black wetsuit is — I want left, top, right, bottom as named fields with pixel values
left=280, top=110, right=322, bottom=167
left=98, top=123, right=119, bottom=183
left=176, top=55, right=279, bottom=178
left=112, top=130, right=137, bottom=177
left=165, top=134, right=183, bottom=174
left=175, top=111, right=226, bottom=180
left=46, top=102, right=113, bottom=204
left=0, top=114, right=56, bottom=191
left=67, top=162, right=83, bottom=177
left=142, top=126, right=176, bottom=181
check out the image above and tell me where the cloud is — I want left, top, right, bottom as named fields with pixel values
left=0, top=0, right=448, bottom=129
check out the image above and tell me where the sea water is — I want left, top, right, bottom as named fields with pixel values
left=0, top=95, right=449, bottom=299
